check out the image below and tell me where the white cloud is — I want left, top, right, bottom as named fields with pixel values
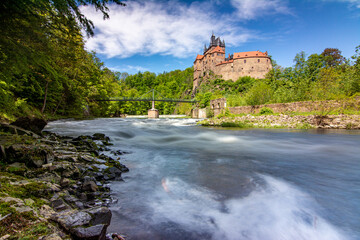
left=230, top=0, right=291, bottom=19
left=81, top=1, right=254, bottom=59
left=108, top=65, right=149, bottom=72
left=324, top=0, right=360, bottom=8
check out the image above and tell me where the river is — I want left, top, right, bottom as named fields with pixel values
left=46, top=118, right=360, bottom=240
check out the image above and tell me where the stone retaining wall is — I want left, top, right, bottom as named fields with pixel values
left=211, top=98, right=360, bottom=116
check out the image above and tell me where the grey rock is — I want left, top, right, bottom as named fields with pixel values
left=71, top=224, right=107, bottom=240
left=51, top=207, right=112, bottom=240
left=5, top=144, right=54, bottom=168
left=41, top=233, right=63, bottom=240
left=12, top=205, right=33, bottom=213
left=86, top=207, right=112, bottom=226
left=82, top=177, right=98, bottom=192
left=51, top=198, right=70, bottom=212
left=11, top=117, right=47, bottom=135
left=0, top=196, right=23, bottom=204
left=0, top=123, right=39, bottom=137
left=107, top=167, right=122, bottom=175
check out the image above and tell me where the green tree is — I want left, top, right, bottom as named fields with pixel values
left=245, top=81, right=273, bottom=105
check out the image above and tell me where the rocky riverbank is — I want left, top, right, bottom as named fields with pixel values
left=0, top=120, right=129, bottom=240
left=199, top=114, right=360, bottom=129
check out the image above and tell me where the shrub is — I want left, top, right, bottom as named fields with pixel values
left=245, top=81, right=273, bottom=105
left=259, top=107, right=274, bottom=115
left=206, top=106, right=214, bottom=118
left=221, top=121, right=252, bottom=128
left=216, top=108, right=234, bottom=119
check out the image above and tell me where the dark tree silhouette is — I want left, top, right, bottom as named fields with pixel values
left=321, top=48, right=345, bottom=67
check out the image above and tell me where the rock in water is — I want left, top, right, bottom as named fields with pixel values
left=11, top=117, right=47, bottom=135
left=82, top=176, right=99, bottom=192
left=51, top=207, right=112, bottom=240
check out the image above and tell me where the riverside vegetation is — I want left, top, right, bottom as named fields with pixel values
left=0, top=118, right=129, bottom=239
left=198, top=108, right=360, bottom=129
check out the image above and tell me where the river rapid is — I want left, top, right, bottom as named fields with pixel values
left=46, top=118, right=360, bottom=240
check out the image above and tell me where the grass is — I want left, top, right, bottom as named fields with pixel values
left=0, top=211, right=51, bottom=239
left=0, top=172, right=53, bottom=239
left=220, top=121, right=253, bottom=128
left=295, top=123, right=314, bottom=129
left=0, top=172, right=51, bottom=207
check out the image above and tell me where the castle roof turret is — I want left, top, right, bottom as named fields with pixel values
left=204, top=33, right=225, bottom=54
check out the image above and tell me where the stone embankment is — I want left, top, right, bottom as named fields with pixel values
left=200, top=114, right=360, bottom=129
left=0, top=119, right=128, bottom=240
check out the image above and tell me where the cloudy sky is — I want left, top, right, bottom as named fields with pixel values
left=81, top=0, right=360, bottom=74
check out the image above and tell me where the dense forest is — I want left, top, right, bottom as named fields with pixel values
left=116, top=69, right=193, bottom=115
left=0, top=0, right=194, bottom=120
left=195, top=47, right=360, bottom=108
left=0, top=1, right=359, bottom=121
left=0, top=0, right=125, bottom=120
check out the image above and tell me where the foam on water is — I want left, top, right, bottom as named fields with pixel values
left=46, top=118, right=360, bottom=239
left=217, top=136, right=239, bottom=143
left=131, top=118, right=199, bottom=127
left=149, top=175, right=350, bottom=240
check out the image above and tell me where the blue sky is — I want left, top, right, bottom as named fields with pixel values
left=81, top=0, right=360, bottom=75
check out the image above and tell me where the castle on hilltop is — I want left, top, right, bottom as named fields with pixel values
left=193, top=34, right=272, bottom=91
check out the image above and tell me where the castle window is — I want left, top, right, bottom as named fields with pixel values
left=258, top=59, right=260, bottom=63
left=244, top=60, right=246, bottom=63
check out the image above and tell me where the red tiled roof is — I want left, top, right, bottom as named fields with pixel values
left=233, top=50, right=268, bottom=59
left=216, top=59, right=233, bottom=66
left=194, top=54, right=204, bottom=62
left=209, top=46, right=225, bottom=54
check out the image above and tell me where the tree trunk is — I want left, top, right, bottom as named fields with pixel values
left=52, top=92, right=65, bottom=116
left=41, top=81, right=49, bottom=113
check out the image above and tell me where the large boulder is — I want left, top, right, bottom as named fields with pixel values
left=82, top=176, right=98, bottom=192
left=51, top=207, right=112, bottom=240
left=0, top=122, right=38, bottom=137
left=5, top=144, right=54, bottom=168
left=11, top=117, right=47, bottom=135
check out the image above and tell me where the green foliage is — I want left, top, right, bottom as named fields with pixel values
left=227, top=94, right=246, bottom=107
left=245, top=82, right=273, bottom=105
left=115, top=68, right=193, bottom=115
left=206, top=106, right=214, bottom=118
left=259, top=107, right=274, bottom=115
left=220, top=121, right=253, bottom=128
left=0, top=0, right=126, bottom=119
left=216, top=108, right=234, bottom=119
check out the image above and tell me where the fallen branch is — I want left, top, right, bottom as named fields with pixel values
left=0, top=213, right=12, bottom=222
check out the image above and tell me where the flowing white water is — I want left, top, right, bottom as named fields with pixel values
left=46, top=118, right=360, bottom=240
